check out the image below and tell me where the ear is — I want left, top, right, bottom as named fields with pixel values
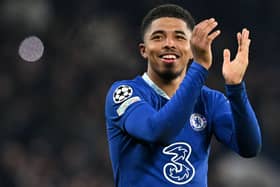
left=139, top=43, right=148, bottom=59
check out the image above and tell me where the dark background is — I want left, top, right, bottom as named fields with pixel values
left=0, top=0, right=279, bottom=186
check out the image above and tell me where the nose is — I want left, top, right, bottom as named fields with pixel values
left=163, top=37, right=176, bottom=48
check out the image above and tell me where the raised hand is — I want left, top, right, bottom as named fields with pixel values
left=190, top=18, right=221, bottom=70
left=222, top=28, right=251, bottom=85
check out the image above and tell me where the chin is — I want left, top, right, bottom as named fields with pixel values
left=159, top=70, right=183, bottom=81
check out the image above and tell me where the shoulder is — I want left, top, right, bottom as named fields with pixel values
left=106, top=77, right=145, bottom=103
left=105, top=77, right=146, bottom=117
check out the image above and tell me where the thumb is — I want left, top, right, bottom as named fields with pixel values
left=223, top=49, right=231, bottom=64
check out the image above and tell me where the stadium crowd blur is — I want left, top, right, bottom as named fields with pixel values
left=0, top=0, right=279, bottom=186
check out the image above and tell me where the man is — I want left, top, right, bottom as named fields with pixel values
left=105, top=4, right=261, bottom=187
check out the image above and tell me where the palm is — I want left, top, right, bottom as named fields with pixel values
left=222, top=29, right=251, bottom=85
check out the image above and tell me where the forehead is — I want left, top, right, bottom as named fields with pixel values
left=146, top=17, right=191, bottom=35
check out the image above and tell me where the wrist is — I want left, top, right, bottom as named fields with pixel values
left=225, top=79, right=242, bottom=85
left=193, top=58, right=211, bottom=70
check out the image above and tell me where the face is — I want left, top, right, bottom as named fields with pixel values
left=140, top=17, right=193, bottom=81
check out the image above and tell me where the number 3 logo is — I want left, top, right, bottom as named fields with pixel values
left=162, top=142, right=195, bottom=185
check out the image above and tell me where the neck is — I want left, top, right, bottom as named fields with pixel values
left=147, top=69, right=186, bottom=97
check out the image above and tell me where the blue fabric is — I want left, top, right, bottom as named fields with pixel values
left=105, top=62, right=261, bottom=187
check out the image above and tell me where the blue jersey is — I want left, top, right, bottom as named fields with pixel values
left=105, top=62, right=261, bottom=187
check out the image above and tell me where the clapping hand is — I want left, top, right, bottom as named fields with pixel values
left=190, top=18, right=221, bottom=70
left=222, top=28, right=251, bottom=85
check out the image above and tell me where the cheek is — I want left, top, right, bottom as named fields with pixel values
left=146, top=46, right=159, bottom=58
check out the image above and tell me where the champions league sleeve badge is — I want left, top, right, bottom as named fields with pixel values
left=113, top=85, right=133, bottom=104
left=189, top=113, right=207, bottom=131
left=113, top=85, right=141, bottom=116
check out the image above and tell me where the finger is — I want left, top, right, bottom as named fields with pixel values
left=239, top=29, right=250, bottom=53
left=194, top=18, right=218, bottom=37
left=223, top=49, right=231, bottom=64
left=208, top=30, right=221, bottom=42
left=247, top=39, right=251, bottom=48
left=242, top=28, right=249, bottom=40
left=237, top=32, right=241, bottom=52
left=244, top=29, right=251, bottom=50
left=200, top=18, right=216, bottom=30
left=193, top=19, right=210, bottom=35
left=195, top=18, right=212, bottom=28
left=242, top=38, right=251, bottom=61
left=240, top=28, right=249, bottom=45
left=202, top=18, right=219, bottom=37
left=247, top=39, right=251, bottom=64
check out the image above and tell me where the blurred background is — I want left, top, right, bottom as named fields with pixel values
left=0, top=0, right=279, bottom=186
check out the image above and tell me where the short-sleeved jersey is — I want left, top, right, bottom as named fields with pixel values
left=105, top=62, right=261, bottom=187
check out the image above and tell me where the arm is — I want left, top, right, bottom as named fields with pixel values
left=216, top=28, right=262, bottom=157
left=106, top=62, right=207, bottom=144
left=225, top=82, right=262, bottom=157
left=212, top=83, right=261, bottom=157
left=106, top=18, right=221, bottom=144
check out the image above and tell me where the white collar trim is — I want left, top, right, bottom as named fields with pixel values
left=142, top=73, right=170, bottom=100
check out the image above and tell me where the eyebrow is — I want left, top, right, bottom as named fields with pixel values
left=150, top=30, right=165, bottom=36
left=150, top=30, right=187, bottom=36
left=174, top=30, right=187, bottom=35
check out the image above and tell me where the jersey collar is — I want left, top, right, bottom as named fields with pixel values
left=142, top=73, right=170, bottom=100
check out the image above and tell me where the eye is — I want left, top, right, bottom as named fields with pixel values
left=176, top=35, right=187, bottom=40
left=151, top=35, right=163, bottom=40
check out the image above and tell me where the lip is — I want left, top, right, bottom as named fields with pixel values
left=160, top=58, right=176, bottom=64
left=159, top=52, right=180, bottom=58
left=158, top=52, right=180, bottom=64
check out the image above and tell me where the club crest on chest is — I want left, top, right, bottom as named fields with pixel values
left=189, top=113, right=207, bottom=131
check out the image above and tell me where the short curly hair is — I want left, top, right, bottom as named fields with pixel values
left=141, top=4, right=195, bottom=40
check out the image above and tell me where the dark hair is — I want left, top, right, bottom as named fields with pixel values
left=140, top=4, right=195, bottom=40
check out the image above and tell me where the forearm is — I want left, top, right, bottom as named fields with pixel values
left=226, top=82, right=262, bottom=157
left=125, top=62, right=208, bottom=143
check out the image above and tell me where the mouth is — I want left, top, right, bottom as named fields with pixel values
left=159, top=53, right=180, bottom=64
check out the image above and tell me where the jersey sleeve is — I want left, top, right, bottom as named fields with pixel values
left=211, top=82, right=262, bottom=157
left=105, top=62, right=208, bottom=144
